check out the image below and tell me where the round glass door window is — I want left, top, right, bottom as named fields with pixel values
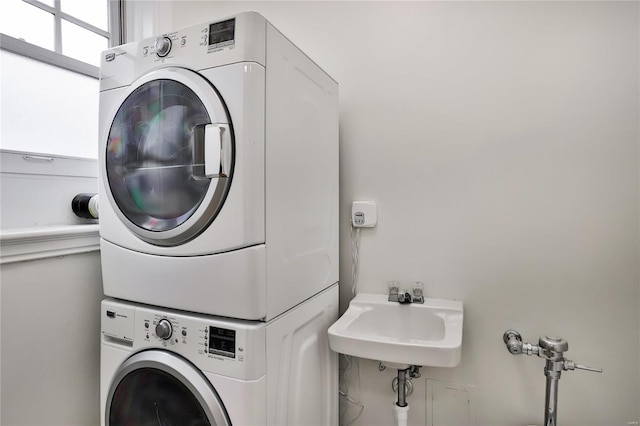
left=106, top=79, right=214, bottom=234
left=109, top=368, right=211, bottom=425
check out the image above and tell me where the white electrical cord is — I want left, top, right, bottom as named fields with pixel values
left=340, top=355, right=364, bottom=426
left=339, top=222, right=364, bottom=426
left=350, top=225, right=361, bottom=298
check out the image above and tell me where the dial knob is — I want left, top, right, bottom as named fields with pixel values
left=155, top=319, right=173, bottom=340
left=155, top=36, right=172, bottom=57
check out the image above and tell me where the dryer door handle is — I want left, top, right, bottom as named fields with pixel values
left=194, top=124, right=231, bottom=179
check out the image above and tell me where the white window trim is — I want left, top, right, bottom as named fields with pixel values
left=0, top=0, right=124, bottom=79
left=0, top=33, right=99, bottom=78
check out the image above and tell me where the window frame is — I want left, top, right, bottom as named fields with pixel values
left=0, top=0, right=124, bottom=78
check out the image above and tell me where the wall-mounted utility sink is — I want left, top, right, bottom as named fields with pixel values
left=328, top=293, right=463, bottom=367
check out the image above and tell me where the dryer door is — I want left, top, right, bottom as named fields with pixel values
left=104, top=67, right=234, bottom=246
left=106, top=351, right=231, bottom=426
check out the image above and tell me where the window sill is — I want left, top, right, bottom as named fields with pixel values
left=0, top=224, right=100, bottom=265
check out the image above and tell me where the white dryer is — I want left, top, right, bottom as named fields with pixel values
left=100, top=284, right=338, bottom=425
left=98, top=12, right=339, bottom=320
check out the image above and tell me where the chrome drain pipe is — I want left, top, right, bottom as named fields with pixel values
left=396, top=368, right=408, bottom=407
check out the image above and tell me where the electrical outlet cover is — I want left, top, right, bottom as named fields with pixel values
left=351, top=201, right=377, bottom=227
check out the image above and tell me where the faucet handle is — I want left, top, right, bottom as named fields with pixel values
left=387, top=281, right=400, bottom=302
left=412, top=282, right=424, bottom=297
left=412, top=282, right=424, bottom=303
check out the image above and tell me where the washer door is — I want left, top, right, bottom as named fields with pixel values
left=104, top=67, right=234, bottom=246
left=106, top=351, right=231, bottom=426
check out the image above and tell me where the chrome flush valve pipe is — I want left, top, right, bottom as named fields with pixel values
left=503, top=330, right=602, bottom=426
left=538, top=335, right=567, bottom=426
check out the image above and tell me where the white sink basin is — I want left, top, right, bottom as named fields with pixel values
left=328, top=293, right=463, bottom=367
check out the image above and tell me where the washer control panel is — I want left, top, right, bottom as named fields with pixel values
left=138, top=311, right=240, bottom=360
left=102, top=300, right=265, bottom=380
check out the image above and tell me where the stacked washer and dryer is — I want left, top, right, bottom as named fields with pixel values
left=97, top=12, right=339, bottom=425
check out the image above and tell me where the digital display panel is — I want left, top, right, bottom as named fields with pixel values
left=208, top=327, right=236, bottom=358
left=208, top=19, right=235, bottom=47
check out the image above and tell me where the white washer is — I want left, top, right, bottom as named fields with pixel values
left=98, top=12, right=339, bottom=320
left=101, top=284, right=338, bottom=426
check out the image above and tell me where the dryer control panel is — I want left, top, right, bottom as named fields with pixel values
left=140, top=18, right=235, bottom=60
left=101, top=299, right=266, bottom=381
left=100, top=12, right=268, bottom=92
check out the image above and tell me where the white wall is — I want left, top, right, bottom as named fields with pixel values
left=0, top=252, right=103, bottom=425
left=123, top=0, right=158, bottom=43
left=153, top=1, right=639, bottom=425
left=0, top=152, right=101, bottom=425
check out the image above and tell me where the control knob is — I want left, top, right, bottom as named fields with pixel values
left=155, top=36, right=172, bottom=57
left=155, top=319, right=173, bottom=340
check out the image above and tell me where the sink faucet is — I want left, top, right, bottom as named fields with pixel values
left=398, top=291, right=412, bottom=304
left=388, top=281, right=424, bottom=304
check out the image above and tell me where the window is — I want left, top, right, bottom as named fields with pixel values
left=0, top=0, right=122, bottom=76
left=0, top=1, right=122, bottom=158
